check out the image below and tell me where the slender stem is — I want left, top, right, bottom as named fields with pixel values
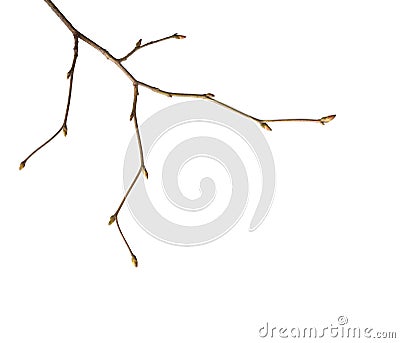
left=130, top=82, right=139, bottom=122
left=207, top=97, right=261, bottom=123
left=20, top=33, right=79, bottom=169
left=262, top=115, right=336, bottom=126
left=130, top=83, right=148, bottom=178
left=116, top=217, right=138, bottom=267
left=263, top=118, right=321, bottom=123
left=43, top=0, right=78, bottom=34
left=19, top=128, right=62, bottom=170
left=119, top=33, right=186, bottom=62
left=135, top=80, right=212, bottom=99
left=63, top=35, right=79, bottom=136
left=110, top=167, right=142, bottom=221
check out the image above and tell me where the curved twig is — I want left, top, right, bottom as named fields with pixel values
left=20, top=34, right=79, bottom=169
left=118, top=33, right=186, bottom=62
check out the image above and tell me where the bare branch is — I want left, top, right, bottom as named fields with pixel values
left=40, top=0, right=332, bottom=134
left=130, top=82, right=139, bottom=122
left=119, top=33, right=186, bottom=62
left=19, top=128, right=62, bottom=170
left=130, top=82, right=148, bottom=178
left=20, top=0, right=336, bottom=265
left=63, top=35, right=79, bottom=136
left=262, top=114, right=337, bottom=127
left=116, top=216, right=138, bottom=267
left=19, top=34, right=79, bottom=169
left=109, top=167, right=142, bottom=224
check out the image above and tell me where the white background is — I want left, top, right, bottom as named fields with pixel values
left=1, top=0, right=399, bottom=342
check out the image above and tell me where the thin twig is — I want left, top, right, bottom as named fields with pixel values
left=130, top=82, right=148, bottom=178
left=20, top=0, right=336, bottom=265
left=116, top=217, right=138, bottom=267
left=108, top=167, right=142, bottom=225
left=262, top=115, right=337, bottom=126
left=63, top=35, right=79, bottom=136
left=40, top=0, right=330, bottom=133
left=130, top=82, right=139, bottom=122
left=20, top=34, right=79, bottom=170
left=119, top=33, right=186, bottom=62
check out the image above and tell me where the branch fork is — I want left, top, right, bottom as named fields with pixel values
left=20, top=0, right=336, bottom=267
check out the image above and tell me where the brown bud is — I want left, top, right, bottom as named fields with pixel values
left=19, top=161, right=26, bottom=170
left=175, top=34, right=186, bottom=40
left=62, top=125, right=68, bottom=137
left=260, top=122, right=272, bottom=131
left=132, top=255, right=138, bottom=267
left=205, top=93, right=215, bottom=98
left=136, top=39, right=142, bottom=48
left=108, top=214, right=116, bottom=225
left=320, top=115, right=336, bottom=124
left=142, top=167, right=149, bottom=179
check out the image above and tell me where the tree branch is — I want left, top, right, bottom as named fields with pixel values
left=118, top=33, right=186, bottom=62
left=262, top=114, right=337, bottom=126
left=20, top=34, right=79, bottom=170
left=20, top=0, right=336, bottom=266
left=130, top=82, right=148, bottom=178
left=116, top=216, right=138, bottom=267
left=63, top=35, right=79, bottom=136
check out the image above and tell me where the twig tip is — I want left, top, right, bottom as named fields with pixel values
left=19, top=161, right=26, bottom=170
left=132, top=255, right=138, bottom=267
left=320, top=114, right=336, bottom=125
